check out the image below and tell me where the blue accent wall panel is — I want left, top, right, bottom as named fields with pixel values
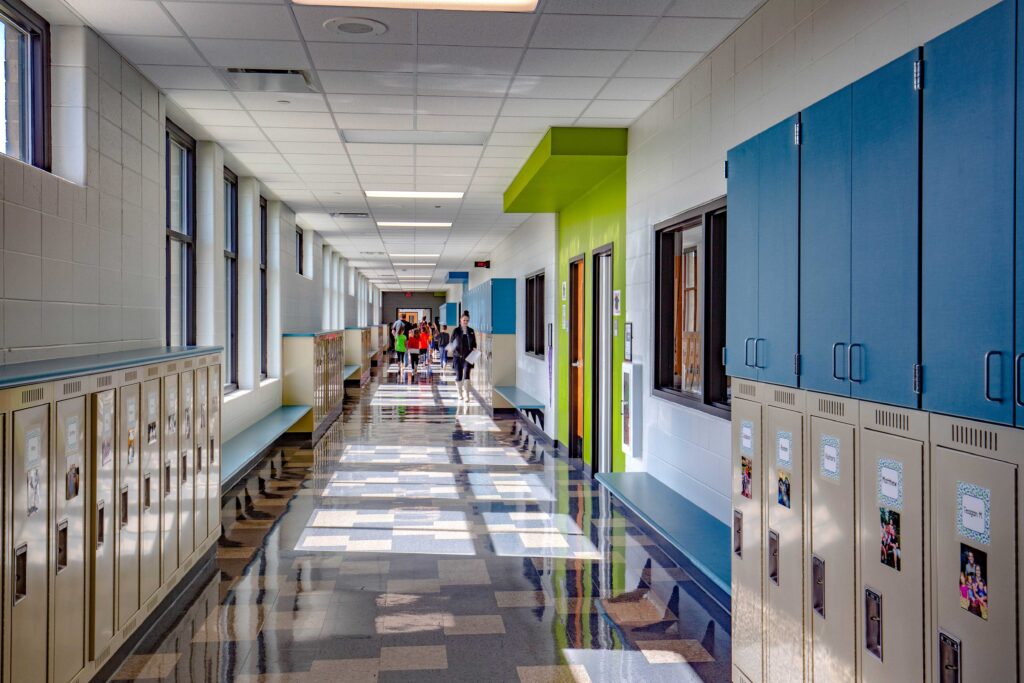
left=922, top=1, right=1015, bottom=424
left=800, top=87, right=852, bottom=396
left=851, top=49, right=920, bottom=408
left=725, top=137, right=759, bottom=380
left=757, top=115, right=801, bottom=387
left=491, top=278, right=517, bottom=334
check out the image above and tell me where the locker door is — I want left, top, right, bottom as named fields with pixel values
left=765, top=405, right=805, bottom=682
left=808, top=417, right=856, bottom=682
left=91, top=389, right=116, bottom=658
left=207, top=364, right=221, bottom=536
left=726, top=137, right=759, bottom=381
left=179, top=371, right=195, bottom=558
left=922, top=1, right=1015, bottom=424
left=11, top=403, right=50, bottom=683
left=1018, top=0, right=1024, bottom=428
left=800, top=88, right=851, bottom=396
left=858, top=428, right=924, bottom=682
left=118, top=383, right=141, bottom=628
left=851, top=49, right=920, bottom=408
left=161, top=375, right=179, bottom=583
left=932, top=447, right=1016, bottom=681
left=53, top=396, right=87, bottom=683
left=139, top=379, right=161, bottom=604
left=758, top=115, right=801, bottom=387
left=731, top=397, right=764, bottom=683
left=194, top=367, right=209, bottom=543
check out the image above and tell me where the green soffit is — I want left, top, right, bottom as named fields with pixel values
left=503, top=127, right=627, bottom=213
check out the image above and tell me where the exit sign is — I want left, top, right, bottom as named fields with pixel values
left=474, top=260, right=491, bottom=268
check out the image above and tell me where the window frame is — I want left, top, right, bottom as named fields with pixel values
left=524, top=269, right=545, bottom=359
left=259, top=195, right=268, bottom=379
left=295, top=226, right=304, bottom=275
left=223, top=167, right=239, bottom=392
left=652, top=196, right=729, bottom=418
left=0, top=0, right=50, bottom=170
left=165, top=119, right=196, bottom=348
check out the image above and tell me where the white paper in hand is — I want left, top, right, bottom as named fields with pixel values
left=466, top=349, right=482, bottom=365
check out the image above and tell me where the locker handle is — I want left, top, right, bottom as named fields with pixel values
left=938, top=631, right=961, bottom=683
left=744, top=337, right=756, bottom=367
left=768, top=529, right=780, bottom=585
left=120, top=485, right=129, bottom=528
left=984, top=351, right=1003, bottom=402
left=181, top=454, right=188, bottom=484
left=812, top=555, right=825, bottom=618
left=733, top=509, right=743, bottom=558
left=848, top=343, right=864, bottom=383
left=143, top=474, right=152, bottom=510
left=14, top=544, right=27, bottom=604
left=197, top=446, right=203, bottom=473
left=754, top=338, right=766, bottom=369
left=56, top=519, right=69, bottom=574
left=1014, top=352, right=1023, bottom=407
left=865, top=587, right=883, bottom=661
left=210, top=437, right=216, bottom=464
left=96, top=501, right=105, bottom=546
left=165, top=462, right=172, bottom=496
left=832, top=343, right=846, bottom=381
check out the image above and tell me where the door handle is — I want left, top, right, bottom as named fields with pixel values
left=832, top=343, right=846, bottom=381
left=1014, top=352, right=1023, bottom=407
left=571, top=361, right=581, bottom=368
left=744, top=337, right=756, bottom=367
left=755, top=338, right=766, bottom=369
left=848, top=343, right=864, bottom=383
left=984, top=351, right=1003, bottom=402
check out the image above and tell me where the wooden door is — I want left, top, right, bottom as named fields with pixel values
left=569, top=259, right=585, bottom=458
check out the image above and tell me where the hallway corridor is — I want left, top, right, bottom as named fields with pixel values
left=107, top=366, right=730, bottom=683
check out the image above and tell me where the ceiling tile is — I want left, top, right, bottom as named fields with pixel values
left=262, top=127, right=341, bottom=142
left=416, top=97, right=502, bottom=117
left=193, top=38, right=310, bottom=68
left=415, top=144, right=482, bottom=157
left=327, top=94, right=414, bottom=114
left=105, top=35, right=204, bottom=66
left=667, top=0, right=760, bottom=19
left=582, top=99, right=654, bottom=118
left=65, top=0, right=182, bottom=36
left=135, top=65, right=225, bottom=90
left=640, top=17, right=738, bottom=52
left=222, top=139, right=279, bottom=154
left=416, top=46, right=522, bottom=76
left=544, top=0, right=671, bottom=14
left=202, top=125, right=266, bottom=141
left=235, top=91, right=327, bottom=112
left=310, top=43, right=417, bottom=72
left=346, top=143, right=414, bottom=156
left=186, top=109, right=255, bottom=126
left=251, top=110, right=336, bottom=128
left=576, top=117, right=637, bottom=127
left=530, top=14, right=657, bottom=50
left=518, top=49, right=628, bottom=77
left=416, top=73, right=511, bottom=97
left=334, top=113, right=414, bottom=130
left=500, top=98, right=588, bottom=117
left=294, top=6, right=416, bottom=44
left=487, top=131, right=544, bottom=146
left=164, top=2, right=299, bottom=40
left=319, top=71, right=415, bottom=95
left=416, top=115, right=494, bottom=132
left=617, top=50, right=703, bottom=78
left=507, top=75, right=607, bottom=99
left=417, top=11, right=535, bottom=47
left=492, top=116, right=576, bottom=132
left=165, top=89, right=241, bottom=109
left=598, top=77, right=677, bottom=100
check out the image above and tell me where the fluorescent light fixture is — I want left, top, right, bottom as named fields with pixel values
left=378, top=221, right=452, bottom=228
left=399, top=276, right=432, bottom=279
left=390, top=253, right=440, bottom=258
left=392, top=263, right=437, bottom=267
left=294, top=0, right=537, bottom=9
left=343, top=130, right=488, bottom=145
left=366, top=190, right=464, bottom=199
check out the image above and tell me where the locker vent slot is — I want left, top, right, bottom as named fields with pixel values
left=21, top=387, right=44, bottom=403
left=147, top=366, right=159, bottom=377
left=951, top=424, right=998, bottom=452
left=818, top=398, right=845, bottom=417
left=97, top=376, right=113, bottom=388
left=184, top=360, right=193, bottom=368
left=124, top=370, right=138, bottom=381
left=774, top=389, right=796, bottom=406
left=62, top=380, right=82, bottom=395
left=737, top=382, right=756, bottom=397
left=167, top=363, right=177, bottom=372
left=874, top=409, right=909, bottom=432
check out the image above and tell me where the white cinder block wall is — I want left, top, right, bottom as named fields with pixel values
left=474, top=213, right=558, bottom=440
left=626, top=0, right=1001, bottom=523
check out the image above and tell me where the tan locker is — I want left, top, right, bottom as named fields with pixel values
left=52, top=379, right=89, bottom=683
left=929, top=416, right=1023, bottom=683
left=90, top=386, right=117, bottom=660
left=806, top=394, right=859, bottom=682
left=161, top=370, right=179, bottom=583
left=857, top=402, right=929, bottom=682
left=194, top=366, right=209, bottom=542
left=7, top=384, right=51, bottom=683
left=764, top=385, right=806, bottom=683
left=117, top=379, right=141, bottom=628
left=139, top=375, right=162, bottom=604
left=731, top=379, right=764, bottom=683
left=207, top=362, right=222, bottom=537
left=179, top=370, right=195, bottom=558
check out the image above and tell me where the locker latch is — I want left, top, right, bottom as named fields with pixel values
left=733, top=510, right=743, bottom=558
left=913, top=363, right=923, bottom=394
left=812, top=555, right=825, bottom=618
left=794, top=353, right=801, bottom=376
left=14, top=544, right=28, bottom=604
left=865, top=587, right=883, bottom=661
left=913, top=60, right=924, bottom=91
left=56, top=520, right=69, bottom=574
left=768, top=530, right=780, bottom=585
left=938, top=631, right=961, bottom=683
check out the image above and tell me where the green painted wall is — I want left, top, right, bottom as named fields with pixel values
left=556, top=165, right=627, bottom=472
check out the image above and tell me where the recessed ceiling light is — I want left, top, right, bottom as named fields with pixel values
left=294, top=1, right=537, bottom=11
left=378, top=221, right=452, bottom=228
left=366, top=191, right=464, bottom=199
left=323, top=16, right=389, bottom=35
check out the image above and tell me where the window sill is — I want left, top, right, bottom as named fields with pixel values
left=524, top=351, right=546, bottom=361
left=651, top=388, right=730, bottom=420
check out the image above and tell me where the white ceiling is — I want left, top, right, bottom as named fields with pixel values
left=58, top=0, right=760, bottom=290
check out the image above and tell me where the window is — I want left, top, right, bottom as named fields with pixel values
left=223, top=167, right=238, bottom=391
left=525, top=271, right=545, bottom=357
left=295, top=227, right=304, bottom=275
left=653, top=198, right=729, bottom=415
left=0, top=0, right=49, bottom=169
left=259, top=196, right=268, bottom=378
left=165, top=120, right=195, bottom=347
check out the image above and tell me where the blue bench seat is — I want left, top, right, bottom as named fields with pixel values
left=494, top=385, right=545, bottom=409
left=222, top=405, right=311, bottom=491
left=596, top=471, right=731, bottom=609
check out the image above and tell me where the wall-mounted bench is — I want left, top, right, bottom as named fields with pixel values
left=596, top=472, right=731, bottom=611
left=494, top=385, right=545, bottom=429
left=222, top=404, right=311, bottom=492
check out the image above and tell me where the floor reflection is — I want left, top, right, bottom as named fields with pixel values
left=105, top=366, right=731, bottom=682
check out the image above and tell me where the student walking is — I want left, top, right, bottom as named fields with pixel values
left=451, top=310, right=478, bottom=401
left=437, top=324, right=451, bottom=369
left=394, top=326, right=408, bottom=369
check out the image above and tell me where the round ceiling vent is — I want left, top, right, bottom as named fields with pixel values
left=323, top=17, right=388, bottom=36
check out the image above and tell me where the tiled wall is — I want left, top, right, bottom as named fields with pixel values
left=625, top=0, right=1001, bottom=522
left=281, top=208, right=324, bottom=334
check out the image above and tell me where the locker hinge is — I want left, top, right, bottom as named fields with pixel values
left=913, top=363, right=922, bottom=394
left=794, top=353, right=801, bottom=376
left=724, top=159, right=729, bottom=178
left=913, top=60, right=923, bottom=91
left=793, top=122, right=802, bottom=145
left=722, top=346, right=727, bottom=366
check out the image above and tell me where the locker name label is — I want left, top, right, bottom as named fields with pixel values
left=877, top=459, right=904, bottom=511
left=776, top=431, right=793, bottom=470
left=740, top=421, right=753, bottom=455
left=820, top=435, right=841, bottom=483
left=957, top=482, right=991, bottom=545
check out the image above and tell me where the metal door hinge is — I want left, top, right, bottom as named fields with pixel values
left=794, top=353, right=802, bottom=376
left=722, top=347, right=727, bottom=366
left=913, top=60, right=923, bottom=91
left=913, top=363, right=922, bottom=394
left=793, top=122, right=802, bottom=145
left=724, top=160, right=729, bottom=178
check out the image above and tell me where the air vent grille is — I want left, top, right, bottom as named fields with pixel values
left=21, top=387, right=44, bottom=403
left=124, top=370, right=138, bottom=382
left=737, top=382, right=756, bottom=397
left=774, top=389, right=796, bottom=406
left=818, top=398, right=845, bottom=417
left=333, top=212, right=370, bottom=219
left=97, top=376, right=112, bottom=388
left=874, top=409, right=909, bottom=432
left=951, top=424, right=998, bottom=452
left=62, top=380, right=82, bottom=395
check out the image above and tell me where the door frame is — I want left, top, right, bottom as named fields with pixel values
left=568, top=255, right=585, bottom=460
left=591, top=243, right=614, bottom=473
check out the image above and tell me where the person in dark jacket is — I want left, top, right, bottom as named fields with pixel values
left=451, top=310, right=477, bottom=401
left=437, top=325, right=451, bottom=369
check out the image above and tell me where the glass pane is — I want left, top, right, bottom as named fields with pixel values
left=668, top=223, right=703, bottom=397
left=223, top=179, right=236, bottom=250
left=225, top=258, right=235, bottom=385
left=168, top=239, right=189, bottom=346
left=0, top=18, right=30, bottom=163
left=169, top=141, right=188, bottom=234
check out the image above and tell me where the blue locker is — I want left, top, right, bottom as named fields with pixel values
left=851, top=49, right=920, bottom=408
left=726, top=136, right=759, bottom=381
left=800, top=88, right=852, bottom=396
left=922, top=0, right=1015, bottom=424
left=1018, top=0, right=1024, bottom=427
left=757, top=115, right=801, bottom=387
